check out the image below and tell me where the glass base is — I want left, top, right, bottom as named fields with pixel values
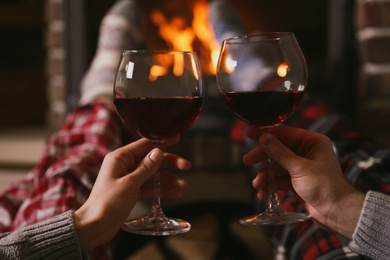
left=240, top=206, right=311, bottom=226
left=122, top=215, right=191, bottom=236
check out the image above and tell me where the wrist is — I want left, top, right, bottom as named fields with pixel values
left=317, top=186, right=365, bottom=240
left=335, top=189, right=365, bottom=239
left=73, top=207, right=103, bottom=252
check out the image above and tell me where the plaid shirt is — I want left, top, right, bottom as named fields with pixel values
left=0, top=101, right=123, bottom=259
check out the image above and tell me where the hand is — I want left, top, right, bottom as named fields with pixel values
left=74, top=136, right=191, bottom=251
left=243, top=126, right=365, bottom=239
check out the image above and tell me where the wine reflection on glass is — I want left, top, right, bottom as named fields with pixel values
left=216, top=32, right=311, bottom=225
left=113, top=50, right=204, bottom=235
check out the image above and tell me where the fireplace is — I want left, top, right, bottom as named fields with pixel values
left=39, top=1, right=390, bottom=258
left=45, top=0, right=332, bottom=127
left=45, top=0, right=390, bottom=145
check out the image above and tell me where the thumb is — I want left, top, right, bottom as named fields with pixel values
left=132, top=148, right=164, bottom=184
left=259, top=133, right=301, bottom=174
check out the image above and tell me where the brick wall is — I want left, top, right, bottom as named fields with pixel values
left=44, top=0, right=66, bottom=130
left=355, top=0, right=390, bottom=144
left=43, top=0, right=116, bottom=130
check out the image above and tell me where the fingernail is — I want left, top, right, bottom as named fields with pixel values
left=261, top=133, right=274, bottom=146
left=149, top=148, right=163, bottom=162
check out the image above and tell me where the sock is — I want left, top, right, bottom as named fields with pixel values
left=79, top=0, right=145, bottom=104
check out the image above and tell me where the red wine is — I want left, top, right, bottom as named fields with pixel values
left=220, top=91, right=303, bottom=126
left=114, top=97, right=203, bottom=140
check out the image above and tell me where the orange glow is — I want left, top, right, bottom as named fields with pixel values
left=190, top=55, right=200, bottom=80
left=277, top=62, right=288, bottom=77
left=150, top=10, right=191, bottom=77
left=151, top=10, right=195, bottom=52
left=150, top=0, right=220, bottom=75
left=191, top=0, right=221, bottom=74
left=224, top=55, right=237, bottom=73
left=149, top=65, right=168, bottom=81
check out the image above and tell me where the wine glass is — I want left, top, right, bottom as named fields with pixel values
left=113, top=50, right=204, bottom=235
left=216, top=32, right=311, bottom=225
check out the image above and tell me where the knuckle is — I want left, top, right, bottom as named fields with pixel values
left=272, top=143, right=288, bottom=159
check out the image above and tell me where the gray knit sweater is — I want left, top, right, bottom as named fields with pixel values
left=350, top=190, right=390, bottom=259
left=0, top=210, right=82, bottom=259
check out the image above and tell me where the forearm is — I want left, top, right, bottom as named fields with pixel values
left=333, top=189, right=365, bottom=240
left=0, top=211, right=82, bottom=259
left=309, top=184, right=365, bottom=240
left=349, top=191, right=390, bottom=259
left=73, top=208, right=109, bottom=252
left=313, top=189, right=390, bottom=259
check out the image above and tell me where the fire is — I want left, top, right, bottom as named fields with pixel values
left=149, top=64, right=168, bottom=81
left=150, top=10, right=195, bottom=52
left=277, top=62, right=288, bottom=77
left=150, top=0, right=220, bottom=75
left=224, top=56, right=237, bottom=73
left=191, top=0, right=221, bottom=74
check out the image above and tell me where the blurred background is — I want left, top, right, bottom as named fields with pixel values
left=0, top=0, right=389, bottom=196
left=2, top=0, right=390, bottom=258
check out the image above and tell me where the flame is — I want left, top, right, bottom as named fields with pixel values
left=150, top=11, right=190, bottom=78
left=190, top=55, right=200, bottom=81
left=277, top=62, right=288, bottom=77
left=224, top=56, right=237, bottom=73
left=150, top=0, right=220, bottom=75
left=149, top=64, right=168, bottom=81
left=191, top=0, right=221, bottom=74
left=151, top=10, right=195, bottom=52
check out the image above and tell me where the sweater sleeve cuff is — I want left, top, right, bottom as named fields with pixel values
left=349, top=190, right=390, bottom=259
left=7, top=210, right=83, bottom=259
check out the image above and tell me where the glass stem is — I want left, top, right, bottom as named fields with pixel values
left=267, top=158, right=282, bottom=212
left=151, top=170, right=164, bottom=215
left=149, top=141, right=167, bottom=220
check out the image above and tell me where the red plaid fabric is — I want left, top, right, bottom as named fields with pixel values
left=0, top=101, right=123, bottom=259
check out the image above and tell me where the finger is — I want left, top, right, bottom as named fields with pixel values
left=255, top=180, right=291, bottom=202
left=113, top=135, right=181, bottom=169
left=266, top=125, right=325, bottom=149
left=269, top=127, right=337, bottom=165
left=162, top=153, right=192, bottom=171
left=160, top=170, right=190, bottom=189
left=143, top=170, right=190, bottom=190
left=243, top=146, right=267, bottom=165
left=114, top=138, right=155, bottom=167
left=243, top=127, right=288, bottom=165
left=252, top=170, right=267, bottom=190
left=253, top=166, right=291, bottom=191
left=246, top=125, right=312, bottom=148
left=258, top=133, right=306, bottom=175
left=140, top=169, right=189, bottom=198
left=257, top=189, right=267, bottom=201
left=141, top=185, right=184, bottom=198
left=126, top=148, right=164, bottom=187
